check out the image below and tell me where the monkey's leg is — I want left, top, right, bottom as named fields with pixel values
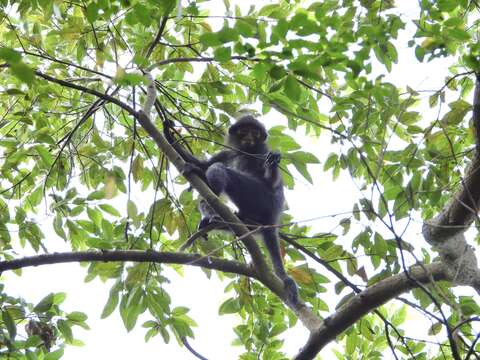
left=262, top=228, right=299, bottom=305
left=205, top=162, right=229, bottom=193
left=197, top=163, right=230, bottom=230
left=198, top=199, right=222, bottom=230
left=211, top=166, right=274, bottom=224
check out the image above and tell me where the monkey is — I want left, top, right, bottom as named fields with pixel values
left=163, top=115, right=299, bottom=305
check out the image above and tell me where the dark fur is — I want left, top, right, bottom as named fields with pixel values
left=164, top=115, right=299, bottom=305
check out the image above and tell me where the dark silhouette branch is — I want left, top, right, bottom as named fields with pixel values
left=180, top=221, right=228, bottom=251
left=294, top=263, right=449, bottom=360
left=0, top=250, right=254, bottom=277
left=181, top=337, right=209, bottom=360
left=145, top=16, right=169, bottom=59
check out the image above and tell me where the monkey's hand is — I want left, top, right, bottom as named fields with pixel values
left=264, top=151, right=281, bottom=167
left=162, top=118, right=176, bottom=143
left=181, top=162, right=205, bottom=178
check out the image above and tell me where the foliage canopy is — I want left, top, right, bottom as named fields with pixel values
left=0, top=0, right=479, bottom=359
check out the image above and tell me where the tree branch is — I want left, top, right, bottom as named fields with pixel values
left=423, top=74, right=480, bottom=292
left=0, top=250, right=254, bottom=277
left=294, top=263, right=449, bottom=360
left=181, top=337, right=209, bottom=360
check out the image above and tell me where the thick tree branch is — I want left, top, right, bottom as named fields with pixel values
left=423, top=75, right=480, bottom=292
left=295, top=263, right=449, bottom=360
left=0, top=250, right=254, bottom=277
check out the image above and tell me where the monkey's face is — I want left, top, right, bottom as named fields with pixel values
left=235, top=126, right=264, bottom=148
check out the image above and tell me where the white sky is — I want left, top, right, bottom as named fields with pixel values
left=2, top=1, right=468, bottom=359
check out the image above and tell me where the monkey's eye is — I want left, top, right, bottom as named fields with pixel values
left=252, top=130, right=262, bottom=139
left=237, top=127, right=251, bottom=136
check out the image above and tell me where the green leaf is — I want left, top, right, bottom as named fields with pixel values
left=293, top=162, right=313, bottom=184
left=428, top=322, right=442, bottom=335
left=199, top=33, right=222, bottom=47
left=101, top=219, right=114, bottom=239
left=132, top=155, right=144, bottom=183
left=323, top=153, right=338, bottom=171
left=441, top=99, right=471, bottom=125
left=218, top=27, right=239, bottom=43
left=132, top=4, right=153, bottom=26
left=87, top=190, right=105, bottom=201
left=449, top=28, right=470, bottom=41
left=399, top=111, right=420, bottom=125
left=158, top=0, right=177, bottom=15
left=391, top=305, right=407, bottom=326
left=45, top=349, right=64, bottom=360
left=0, top=47, right=21, bottom=63
left=53, top=214, right=67, bottom=240
left=33, top=293, right=54, bottom=313
left=213, top=47, right=232, bottom=62
left=123, top=297, right=142, bottom=331
left=15, top=207, right=26, bottom=223
left=346, top=330, right=358, bottom=354
left=114, top=72, right=147, bottom=86
left=270, top=65, right=287, bottom=79
left=258, top=4, right=280, bottom=17
left=2, top=310, right=16, bottom=340
left=284, top=75, right=301, bottom=101
left=172, top=306, right=189, bottom=316
left=66, top=311, right=88, bottom=322
left=273, top=18, right=288, bottom=40
left=127, top=200, right=137, bottom=219
left=373, top=233, right=388, bottom=257
left=57, top=319, right=74, bottom=343
left=87, top=207, right=103, bottom=228
left=218, top=298, right=240, bottom=315
left=99, top=203, right=121, bottom=217
left=53, top=292, right=67, bottom=305
left=101, top=282, right=121, bottom=319
left=85, top=2, right=98, bottom=22
left=236, top=19, right=256, bottom=38
left=11, top=63, right=35, bottom=84
left=460, top=296, right=480, bottom=316
left=437, top=0, right=458, bottom=11
left=4, top=88, right=25, bottom=95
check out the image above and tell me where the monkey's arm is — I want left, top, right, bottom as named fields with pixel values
left=163, top=119, right=210, bottom=170
left=264, top=151, right=282, bottom=188
left=163, top=119, right=235, bottom=176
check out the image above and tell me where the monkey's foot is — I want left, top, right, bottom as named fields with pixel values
left=198, top=217, right=211, bottom=230
left=283, top=276, right=299, bottom=306
left=198, top=215, right=223, bottom=230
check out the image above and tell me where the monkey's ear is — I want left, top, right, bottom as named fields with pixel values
left=260, top=130, right=267, bottom=141
left=228, top=122, right=240, bottom=135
